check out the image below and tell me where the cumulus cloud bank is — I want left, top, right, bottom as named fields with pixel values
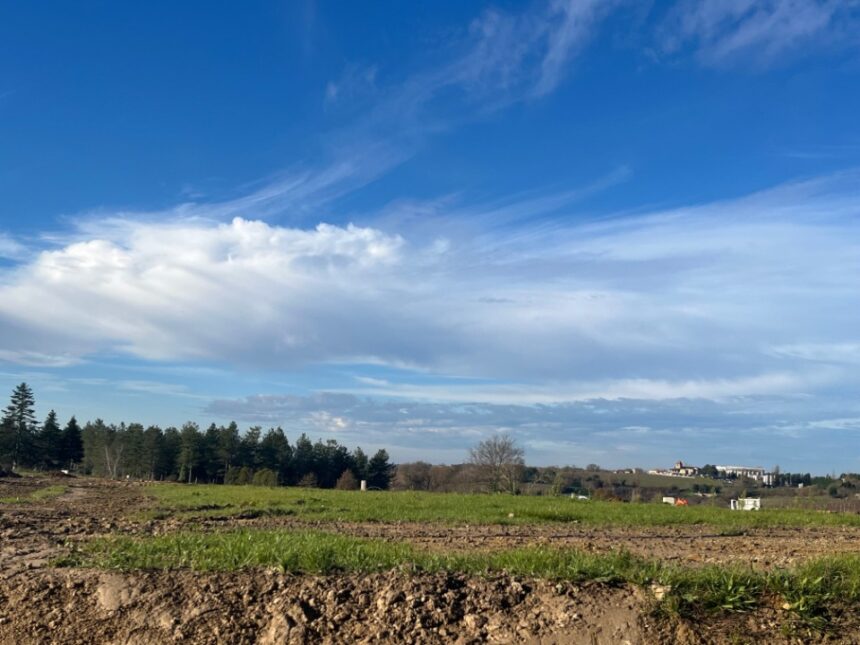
left=1, top=173, right=858, bottom=410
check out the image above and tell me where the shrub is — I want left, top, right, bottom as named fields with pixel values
left=335, top=470, right=358, bottom=490
left=252, top=469, right=278, bottom=487
left=298, top=473, right=318, bottom=488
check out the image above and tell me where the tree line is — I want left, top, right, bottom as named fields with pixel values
left=0, top=383, right=394, bottom=489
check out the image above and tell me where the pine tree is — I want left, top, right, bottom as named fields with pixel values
left=60, top=416, right=84, bottom=469
left=367, top=449, right=395, bottom=490
left=291, top=433, right=314, bottom=485
left=351, top=447, right=369, bottom=481
left=259, top=427, right=291, bottom=481
left=142, top=426, right=165, bottom=480
left=217, top=422, right=241, bottom=483
left=0, top=416, right=13, bottom=470
left=38, top=410, right=63, bottom=469
left=178, top=422, right=201, bottom=483
left=1, top=383, right=38, bottom=469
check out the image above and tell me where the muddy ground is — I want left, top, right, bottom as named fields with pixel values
left=2, top=476, right=860, bottom=643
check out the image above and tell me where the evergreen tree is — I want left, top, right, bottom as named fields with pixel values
left=351, top=447, right=369, bottom=481
left=161, top=427, right=182, bottom=480
left=238, top=426, right=261, bottom=470
left=38, top=410, right=63, bottom=469
left=178, top=422, right=201, bottom=483
left=61, top=416, right=84, bottom=469
left=217, top=422, right=241, bottom=483
left=124, top=423, right=147, bottom=478
left=81, top=419, right=104, bottom=475
left=200, top=423, right=221, bottom=482
left=1, top=383, right=38, bottom=468
left=259, top=427, right=291, bottom=483
left=0, top=416, right=13, bottom=469
left=291, top=433, right=314, bottom=485
left=312, top=439, right=351, bottom=488
left=367, top=449, right=395, bottom=490
left=142, top=425, right=164, bottom=480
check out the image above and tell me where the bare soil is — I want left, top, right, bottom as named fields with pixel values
left=2, top=476, right=860, bottom=644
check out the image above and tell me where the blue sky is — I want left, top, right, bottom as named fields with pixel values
left=2, top=1, right=860, bottom=472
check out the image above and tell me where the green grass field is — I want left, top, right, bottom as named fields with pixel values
left=63, top=528, right=860, bottom=628
left=146, top=482, right=860, bottom=529
left=0, top=485, right=66, bottom=504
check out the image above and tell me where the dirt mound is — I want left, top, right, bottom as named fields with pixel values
left=0, top=569, right=651, bottom=644
left=3, top=569, right=857, bottom=644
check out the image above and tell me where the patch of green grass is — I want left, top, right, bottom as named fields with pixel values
left=65, top=528, right=860, bottom=631
left=770, top=555, right=860, bottom=629
left=62, top=529, right=673, bottom=584
left=146, top=483, right=860, bottom=529
left=0, top=485, right=66, bottom=504
left=661, top=566, right=764, bottom=615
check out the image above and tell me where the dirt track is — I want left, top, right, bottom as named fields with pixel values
left=2, top=477, right=860, bottom=643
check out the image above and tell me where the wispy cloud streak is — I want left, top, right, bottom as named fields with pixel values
left=659, top=0, right=860, bottom=67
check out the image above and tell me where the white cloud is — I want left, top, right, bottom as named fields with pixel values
left=0, top=233, right=27, bottom=261
left=324, top=64, right=378, bottom=107
left=320, top=0, right=613, bottom=165
left=448, top=0, right=614, bottom=102
left=1, top=172, right=858, bottom=403
left=808, top=418, right=860, bottom=431
left=769, top=343, right=860, bottom=365
left=201, top=390, right=860, bottom=470
left=334, top=370, right=837, bottom=405
left=659, top=0, right=860, bottom=67
left=533, top=0, right=616, bottom=96
left=0, top=218, right=406, bottom=366
left=0, top=350, right=81, bottom=368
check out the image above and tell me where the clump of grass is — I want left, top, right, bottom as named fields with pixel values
left=0, top=485, right=66, bottom=504
left=661, top=566, right=764, bottom=615
left=770, top=555, right=860, bottom=629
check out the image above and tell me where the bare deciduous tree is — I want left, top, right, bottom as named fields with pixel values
left=469, top=435, right=525, bottom=494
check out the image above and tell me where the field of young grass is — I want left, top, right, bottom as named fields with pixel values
left=0, top=485, right=66, bottom=504
left=146, top=482, right=860, bottom=529
left=65, top=528, right=860, bottom=628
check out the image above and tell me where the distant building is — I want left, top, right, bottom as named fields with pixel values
left=715, top=465, right=774, bottom=486
left=648, top=460, right=700, bottom=478
left=672, top=461, right=699, bottom=477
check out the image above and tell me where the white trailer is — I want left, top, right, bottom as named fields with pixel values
left=730, top=497, right=761, bottom=511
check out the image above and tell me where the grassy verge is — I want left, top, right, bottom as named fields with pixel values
left=147, top=483, right=860, bottom=529
left=0, top=485, right=66, bottom=504
left=61, top=529, right=860, bottom=629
